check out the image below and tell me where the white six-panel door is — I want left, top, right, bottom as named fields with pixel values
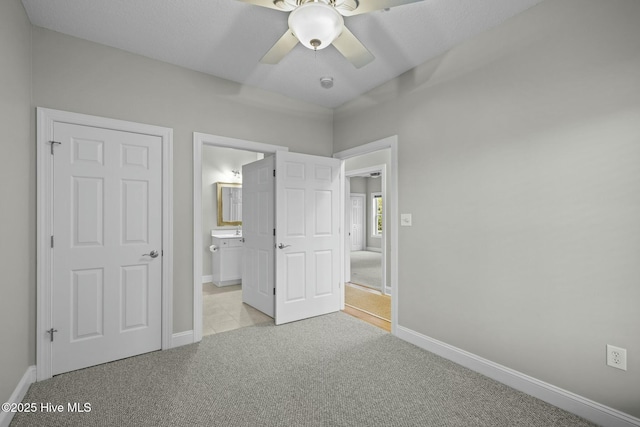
left=242, top=156, right=275, bottom=317
left=350, top=194, right=365, bottom=251
left=275, top=152, right=342, bottom=325
left=51, top=122, right=162, bottom=375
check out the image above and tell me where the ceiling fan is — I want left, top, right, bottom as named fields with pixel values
left=238, top=0, right=423, bottom=68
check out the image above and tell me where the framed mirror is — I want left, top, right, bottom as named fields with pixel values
left=216, top=182, right=242, bottom=226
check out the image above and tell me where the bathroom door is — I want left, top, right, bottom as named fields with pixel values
left=242, top=156, right=275, bottom=317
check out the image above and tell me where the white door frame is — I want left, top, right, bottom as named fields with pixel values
left=36, top=108, right=174, bottom=381
left=192, top=132, right=288, bottom=343
left=334, top=136, right=398, bottom=335
left=349, top=193, right=366, bottom=251
left=345, top=164, right=387, bottom=294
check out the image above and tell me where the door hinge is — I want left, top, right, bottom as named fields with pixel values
left=273, top=288, right=276, bottom=295
left=46, top=328, right=58, bottom=342
left=48, top=140, right=61, bottom=155
left=273, top=228, right=276, bottom=236
left=50, top=235, right=54, bottom=248
left=273, top=170, right=276, bottom=177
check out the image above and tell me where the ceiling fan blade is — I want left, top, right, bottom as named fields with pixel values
left=332, top=26, right=374, bottom=68
left=260, top=30, right=299, bottom=64
left=236, top=0, right=284, bottom=12
left=337, top=0, right=423, bottom=16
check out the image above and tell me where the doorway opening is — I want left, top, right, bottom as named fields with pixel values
left=334, top=136, right=398, bottom=335
left=193, top=133, right=288, bottom=343
left=200, top=145, right=271, bottom=336
left=344, top=165, right=390, bottom=331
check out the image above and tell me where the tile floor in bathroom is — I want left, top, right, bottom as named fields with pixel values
left=202, top=283, right=274, bottom=336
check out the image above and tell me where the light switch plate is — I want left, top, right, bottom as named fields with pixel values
left=401, top=214, right=412, bottom=226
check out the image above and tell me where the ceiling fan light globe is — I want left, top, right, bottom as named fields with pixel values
left=288, top=2, right=344, bottom=51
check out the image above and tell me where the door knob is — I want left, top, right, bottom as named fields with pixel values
left=277, top=243, right=291, bottom=249
left=143, top=250, right=159, bottom=258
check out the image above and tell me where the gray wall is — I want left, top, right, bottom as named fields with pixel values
left=0, top=0, right=33, bottom=404
left=349, top=177, right=367, bottom=194
left=334, top=0, right=640, bottom=417
left=30, top=28, right=333, bottom=338
left=202, top=146, right=260, bottom=278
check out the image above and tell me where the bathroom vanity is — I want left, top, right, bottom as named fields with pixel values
left=211, top=233, right=243, bottom=287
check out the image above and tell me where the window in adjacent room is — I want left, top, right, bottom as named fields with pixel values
left=372, top=192, right=382, bottom=237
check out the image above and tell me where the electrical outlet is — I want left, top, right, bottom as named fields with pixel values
left=606, top=345, right=627, bottom=371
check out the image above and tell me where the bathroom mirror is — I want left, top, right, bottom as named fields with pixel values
left=216, top=182, right=242, bottom=226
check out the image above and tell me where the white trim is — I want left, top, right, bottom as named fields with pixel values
left=171, top=330, right=195, bottom=348
left=202, top=275, right=213, bottom=284
left=161, top=123, right=174, bottom=353
left=396, top=326, right=640, bottom=427
left=339, top=162, right=346, bottom=309
left=193, top=132, right=288, bottom=343
left=334, top=136, right=398, bottom=334
left=36, top=108, right=173, bottom=381
left=0, top=366, right=36, bottom=427
left=365, top=247, right=382, bottom=253
left=211, top=279, right=242, bottom=287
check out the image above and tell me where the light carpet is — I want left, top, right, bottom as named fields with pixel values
left=350, top=250, right=382, bottom=290
left=12, top=313, right=594, bottom=426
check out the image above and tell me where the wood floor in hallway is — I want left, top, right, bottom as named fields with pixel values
left=343, top=282, right=391, bottom=332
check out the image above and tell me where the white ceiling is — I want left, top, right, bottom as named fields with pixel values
left=21, top=0, right=544, bottom=108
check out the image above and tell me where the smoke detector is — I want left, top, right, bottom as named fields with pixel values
left=320, top=77, right=334, bottom=89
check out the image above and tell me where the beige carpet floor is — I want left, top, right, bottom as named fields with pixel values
left=11, top=312, right=595, bottom=427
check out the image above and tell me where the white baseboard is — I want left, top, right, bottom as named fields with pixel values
left=171, top=330, right=194, bottom=348
left=212, top=279, right=241, bottom=287
left=396, top=326, right=639, bottom=427
left=365, top=247, right=382, bottom=253
left=0, top=366, right=36, bottom=427
left=202, top=275, right=213, bottom=284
